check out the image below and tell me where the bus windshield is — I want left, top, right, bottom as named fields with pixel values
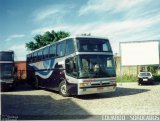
left=78, top=55, right=116, bottom=78
left=0, top=63, right=13, bottom=78
left=0, top=52, right=13, bottom=61
left=76, top=38, right=112, bottom=52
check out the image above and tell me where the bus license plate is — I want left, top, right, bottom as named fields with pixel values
left=97, top=87, right=104, bottom=91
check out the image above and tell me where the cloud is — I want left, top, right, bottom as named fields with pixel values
left=34, top=7, right=61, bottom=21
left=32, top=13, right=160, bottom=36
left=31, top=27, right=54, bottom=35
left=31, top=13, right=160, bottom=53
left=32, top=5, right=71, bottom=23
left=10, top=44, right=27, bottom=61
left=79, top=0, right=145, bottom=16
left=31, top=23, right=96, bottom=35
left=34, top=9, right=59, bottom=21
left=10, top=44, right=25, bottom=50
left=5, top=34, right=25, bottom=41
left=30, top=0, right=160, bottom=54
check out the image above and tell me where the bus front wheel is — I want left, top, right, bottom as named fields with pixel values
left=59, top=81, right=70, bottom=97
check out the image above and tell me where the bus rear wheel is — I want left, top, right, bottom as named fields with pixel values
left=34, top=78, right=39, bottom=89
left=59, top=81, right=70, bottom=97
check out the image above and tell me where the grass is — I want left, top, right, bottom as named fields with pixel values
left=116, top=75, right=137, bottom=82
left=116, top=74, right=160, bottom=83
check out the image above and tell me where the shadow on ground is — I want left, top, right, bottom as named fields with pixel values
left=2, top=83, right=151, bottom=100
left=75, top=87, right=150, bottom=100
left=1, top=94, right=91, bottom=120
left=139, top=82, right=160, bottom=86
left=1, top=82, right=34, bottom=92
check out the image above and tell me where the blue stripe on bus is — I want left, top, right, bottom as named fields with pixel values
left=31, top=59, right=55, bottom=76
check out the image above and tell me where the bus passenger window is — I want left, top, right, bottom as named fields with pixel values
left=33, top=52, right=37, bottom=61
left=49, top=44, right=56, bottom=57
left=66, top=39, right=75, bottom=55
left=57, top=41, right=65, bottom=57
left=30, top=53, right=33, bottom=62
left=38, top=50, right=43, bottom=60
left=43, top=47, right=49, bottom=58
left=27, top=54, right=29, bottom=62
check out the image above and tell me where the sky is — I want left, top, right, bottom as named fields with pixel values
left=0, top=0, right=160, bottom=61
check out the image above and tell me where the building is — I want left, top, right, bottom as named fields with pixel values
left=15, top=61, right=26, bottom=80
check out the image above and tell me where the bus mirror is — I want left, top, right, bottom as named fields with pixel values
left=69, top=60, right=74, bottom=70
left=65, top=58, right=74, bottom=71
left=94, top=64, right=99, bottom=72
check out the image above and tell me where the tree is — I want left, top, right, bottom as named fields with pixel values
left=147, top=65, right=158, bottom=75
left=26, top=30, right=70, bottom=51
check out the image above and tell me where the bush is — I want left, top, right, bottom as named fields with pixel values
left=153, top=75, right=160, bottom=82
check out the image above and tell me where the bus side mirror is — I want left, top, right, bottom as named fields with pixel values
left=65, top=58, right=74, bottom=72
left=65, top=57, right=78, bottom=77
left=69, top=60, right=74, bottom=70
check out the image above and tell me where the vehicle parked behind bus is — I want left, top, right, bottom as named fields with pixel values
left=138, top=72, right=154, bottom=85
left=26, top=36, right=116, bottom=96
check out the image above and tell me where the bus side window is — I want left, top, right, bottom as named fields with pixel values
left=43, top=47, right=49, bottom=59
left=38, top=50, right=43, bottom=60
left=49, top=44, right=56, bottom=57
left=27, top=55, right=29, bottom=62
left=33, top=52, right=36, bottom=61
left=57, top=41, right=65, bottom=57
left=27, top=54, right=31, bottom=62
left=32, top=53, right=34, bottom=62
left=65, top=39, right=75, bottom=56
left=30, top=53, right=33, bottom=62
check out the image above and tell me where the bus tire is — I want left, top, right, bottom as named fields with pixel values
left=59, top=80, right=70, bottom=97
left=34, top=78, right=39, bottom=89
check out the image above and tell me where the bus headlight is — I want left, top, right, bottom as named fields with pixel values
left=80, top=83, right=85, bottom=87
left=80, top=83, right=91, bottom=87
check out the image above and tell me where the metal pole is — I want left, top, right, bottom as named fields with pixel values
left=159, top=40, right=160, bottom=66
left=119, top=42, right=122, bottom=85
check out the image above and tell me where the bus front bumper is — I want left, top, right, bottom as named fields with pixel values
left=0, top=79, right=15, bottom=89
left=78, top=85, right=116, bottom=95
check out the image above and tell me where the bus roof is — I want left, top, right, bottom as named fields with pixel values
left=27, top=36, right=109, bottom=55
left=0, top=50, right=14, bottom=53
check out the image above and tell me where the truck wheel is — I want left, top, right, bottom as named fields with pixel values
left=138, top=80, right=141, bottom=85
left=151, top=81, right=154, bottom=85
left=59, top=80, right=70, bottom=97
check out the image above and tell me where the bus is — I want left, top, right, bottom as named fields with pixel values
left=0, top=50, right=15, bottom=90
left=26, top=36, right=116, bottom=96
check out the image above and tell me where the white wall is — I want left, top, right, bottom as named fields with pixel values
left=120, top=41, right=159, bottom=66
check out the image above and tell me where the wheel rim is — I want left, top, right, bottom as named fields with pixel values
left=61, top=84, right=67, bottom=95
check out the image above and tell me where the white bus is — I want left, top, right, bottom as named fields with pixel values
left=26, top=36, right=116, bottom=96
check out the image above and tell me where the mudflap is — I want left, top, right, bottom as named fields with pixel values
left=66, top=81, right=78, bottom=95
